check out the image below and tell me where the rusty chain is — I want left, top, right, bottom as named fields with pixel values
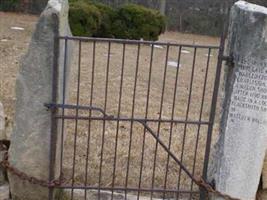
left=195, top=178, right=240, bottom=200
left=0, top=151, right=241, bottom=200
left=0, top=151, right=61, bottom=188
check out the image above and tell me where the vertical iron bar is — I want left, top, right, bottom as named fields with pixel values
left=137, top=44, right=154, bottom=200
left=59, top=38, right=68, bottom=184
left=98, top=42, right=111, bottom=199
left=150, top=44, right=170, bottom=200
left=177, top=47, right=197, bottom=200
left=125, top=43, right=141, bottom=199
left=189, top=48, right=211, bottom=200
left=84, top=41, right=96, bottom=200
left=70, top=40, right=82, bottom=200
left=162, top=46, right=182, bottom=199
left=111, top=43, right=126, bottom=200
left=48, top=36, right=60, bottom=200
left=200, top=1, right=229, bottom=198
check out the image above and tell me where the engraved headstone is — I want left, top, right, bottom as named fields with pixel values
left=8, top=0, right=72, bottom=199
left=208, top=1, right=267, bottom=200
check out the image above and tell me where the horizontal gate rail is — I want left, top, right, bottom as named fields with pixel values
left=45, top=103, right=113, bottom=118
left=47, top=103, right=211, bottom=125
left=55, top=115, right=211, bottom=125
left=54, top=185, right=199, bottom=194
left=58, top=36, right=220, bottom=49
left=44, top=103, right=214, bottom=125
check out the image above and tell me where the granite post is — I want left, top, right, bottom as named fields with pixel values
left=8, top=0, right=72, bottom=199
left=208, top=1, right=267, bottom=200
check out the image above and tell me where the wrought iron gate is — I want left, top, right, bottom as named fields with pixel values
left=46, top=11, right=229, bottom=199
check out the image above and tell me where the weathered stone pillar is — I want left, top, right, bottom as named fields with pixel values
left=8, top=0, right=72, bottom=199
left=208, top=1, right=267, bottom=200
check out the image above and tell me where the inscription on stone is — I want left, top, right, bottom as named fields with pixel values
left=229, top=58, right=267, bottom=125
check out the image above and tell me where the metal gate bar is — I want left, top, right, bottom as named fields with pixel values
left=48, top=35, right=224, bottom=200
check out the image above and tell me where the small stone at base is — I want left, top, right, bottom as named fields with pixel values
left=0, top=184, right=10, bottom=200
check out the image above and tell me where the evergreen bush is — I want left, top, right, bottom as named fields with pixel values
left=69, top=1, right=101, bottom=37
left=112, top=4, right=166, bottom=40
left=68, top=1, right=166, bottom=41
left=92, top=2, right=116, bottom=38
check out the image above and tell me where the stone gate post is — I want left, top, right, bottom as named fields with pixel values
left=8, top=0, right=72, bottom=199
left=208, top=1, right=267, bottom=200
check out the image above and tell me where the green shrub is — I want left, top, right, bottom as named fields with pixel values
left=69, top=1, right=101, bottom=37
left=69, top=2, right=166, bottom=41
left=92, top=2, right=116, bottom=38
left=112, top=4, right=166, bottom=40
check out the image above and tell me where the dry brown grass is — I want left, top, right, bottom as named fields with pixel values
left=0, top=12, right=223, bottom=198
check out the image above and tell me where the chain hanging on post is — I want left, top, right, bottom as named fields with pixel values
left=0, top=141, right=240, bottom=200
left=0, top=151, right=61, bottom=188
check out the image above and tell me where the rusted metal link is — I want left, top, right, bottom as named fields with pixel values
left=0, top=152, right=61, bottom=188
left=1, top=151, right=241, bottom=200
left=196, top=178, right=241, bottom=200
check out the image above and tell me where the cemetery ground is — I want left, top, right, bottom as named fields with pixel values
left=0, top=11, right=223, bottom=196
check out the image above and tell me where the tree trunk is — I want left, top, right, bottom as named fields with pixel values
left=179, top=14, right=183, bottom=32
left=159, top=0, right=166, bottom=15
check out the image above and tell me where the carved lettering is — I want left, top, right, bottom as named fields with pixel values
left=229, top=58, right=267, bottom=124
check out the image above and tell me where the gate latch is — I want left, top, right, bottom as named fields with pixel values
left=221, top=55, right=234, bottom=67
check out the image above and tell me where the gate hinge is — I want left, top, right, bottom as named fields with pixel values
left=44, top=103, right=57, bottom=111
left=221, top=55, right=234, bottom=67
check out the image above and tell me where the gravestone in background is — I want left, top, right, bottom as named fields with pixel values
left=8, top=0, right=72, bottom=199
left=208, top=1, right=267, bottom=200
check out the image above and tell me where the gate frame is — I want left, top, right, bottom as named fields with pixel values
left=47, top=9, right=230, bottom=200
